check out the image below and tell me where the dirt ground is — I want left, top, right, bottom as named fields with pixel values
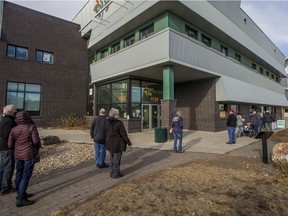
left=47, top=131, right=288, bottom=216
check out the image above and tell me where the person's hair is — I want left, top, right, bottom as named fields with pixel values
left=109, top=108, right=119, bottom=118
left=176, top=111, right=181, bottom=117
left=99, top=108, right=106, bottom=116
left=3, top=105, right=16, bottom=116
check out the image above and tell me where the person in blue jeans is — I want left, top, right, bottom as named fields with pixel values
left=0, top=105, right=17, bottom=195
left=171, top=111, right=183, bottom=153
left=8, top=111, right=41, bottom=207
left=226, top=109, right=237, bottom=144
left=90, top=108, right=109, bottom=168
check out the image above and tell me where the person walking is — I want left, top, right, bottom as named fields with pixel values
left=8, top=111, right=41, bottom=207
left=263, top=110, right=272, bottom=131
left=171, top=111, right=183, bottom=153
left=236, top=112, right=244, bottom=137
left=90, top=108, right=109, bottom=168
left=271, top=112, right=277, bottom=130
left=226, top=109, right=237, bottom=144
left=0, top=105, right=17, bottom=195
left=105, top=108, right=132, bottom=178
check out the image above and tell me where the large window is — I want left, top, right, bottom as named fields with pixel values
left=140, top=24, right=154, bottom=40
left=7, top=44, right=28, bottom=60
left=36, top=50, right=53, bottom=64
left=141, top=81, right=162, bottom=103
left=185, top=26, right=197, bottom=39
left=6, top=82, right=41, bottom=116
left=124, top=35, right=135, bottom=47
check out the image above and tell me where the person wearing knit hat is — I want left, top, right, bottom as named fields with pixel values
left=226, top=109, right=237, bottom=144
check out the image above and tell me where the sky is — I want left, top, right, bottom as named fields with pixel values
left=4, top=0, right=288, bottom=57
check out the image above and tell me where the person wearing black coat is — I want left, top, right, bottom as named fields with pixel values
left=226, top=109, right=237, bottom=144
left=0, top=105, right=17, bottom=195
left=105, top=108, right=132, bottom=178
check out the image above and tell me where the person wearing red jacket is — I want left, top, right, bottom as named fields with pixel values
left=8, top=111, right=41, bottom=207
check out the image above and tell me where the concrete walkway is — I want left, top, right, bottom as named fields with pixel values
left=0, top=128, right=275, bottom=216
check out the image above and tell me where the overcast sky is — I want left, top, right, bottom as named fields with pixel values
left=5, top=0, right=288, bottom=58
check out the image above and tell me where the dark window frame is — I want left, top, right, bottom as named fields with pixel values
left=201, top=34, right=211, bottom=47
left=124, top=35, right=135, bottom=47
left=235, top=53, right=241, bottom=62
left=140, top=24, right=154, bottom=40
left=220, top=45, right=228, bottom=56
left=111, top=43, right=120, bottom=54
left=7, top=44, right=28, bottom=60
left=185, top=25, right=198, bottom=39
left=35, top=50, right=53, bottom=64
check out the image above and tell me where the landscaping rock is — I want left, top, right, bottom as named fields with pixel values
left=272, top=142, right=288, bottom=172
left=41, top=135, right=61, bottom=145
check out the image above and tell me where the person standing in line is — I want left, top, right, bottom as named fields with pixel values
left=171, top=111, right=183, bottom=153
left=271, top=111, right=277, bottom=130
left=250, top=110, right=261, bottom=137
left=8, top=111, right=41, bottom=207
left=90, top=108, right=109, bottom=168
left=236, top=112, right=244, bottom=137
left=0, top=105, right=17, bottom=195
left=105, top=108, right=132, bottom=178
left=263, top=110, right=272, bottom=131
left=226, top=109, right=237, bottom=144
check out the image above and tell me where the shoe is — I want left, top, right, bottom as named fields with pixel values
left=98, top=163, right=109, bottom=168
left=232, top=142, right=236, bottom=144
left=16, top=198, right=35, bottom=207
left=112, top=173, right=124, bottom=179
left=174, top=151, right=178, bottom=153
left=226, top=142, right=232, bottom=144
left=16, top=193, right=34, bottom=200
left=1, top=190, right=10, bottom=195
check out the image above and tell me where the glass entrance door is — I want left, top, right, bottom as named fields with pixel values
left=142, top=104, right=160, bottom=131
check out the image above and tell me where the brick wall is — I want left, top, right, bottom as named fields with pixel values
left=0, top=2, right=88, bottom=126
left=175, top=78, right=220, bottom=132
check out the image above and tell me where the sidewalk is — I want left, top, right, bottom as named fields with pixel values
left=0, top=128, right=274, bottom=216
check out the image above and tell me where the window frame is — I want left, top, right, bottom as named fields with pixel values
left=111, top=43, right=120, bottom=54
left=7, top=44, right=28, bottom=60
left=124, top=35, right=135, bottom=48
left=201, top=34, right=211, bottom=47
left=235, top=53, right=241, bottom=62
left=140, top=24, right=154, bottom=40
left=185, top=25, right=198, bottom=39
left=6, top=82, right=42, bottom=116
left=100, top=49, right=109, bottom=59
left=35, top=50, right=54, bottom=64
left=252, top=63, right=257, bottom=70
left=220, top=45, right=228, bottom=56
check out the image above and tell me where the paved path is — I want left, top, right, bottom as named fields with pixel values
left=0, top=128, right=277, bottom=216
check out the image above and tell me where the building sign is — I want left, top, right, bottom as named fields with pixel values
left=94, top=0, right=111, bottom=19
left=277, top=120, right=285, bottom=129
left=143, top=86, right=160, bottom=103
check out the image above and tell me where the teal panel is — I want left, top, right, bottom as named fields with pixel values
left=163, top=66, right=174, bottom=100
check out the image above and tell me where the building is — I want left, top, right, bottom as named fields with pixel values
left=0, top=1, right=89, bottom=126
left=73, top=0, right=288, bottom=133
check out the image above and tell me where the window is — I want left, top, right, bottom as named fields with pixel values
left=185, top=26, right=197, bottom=39
left=271, top=74, right=275, bottom=80
left=36, top=50, right=53, bottom=64
left=235, top=53, right=241, bottom=62
left=111, top=43, right=120, bottom=54
left=260, top=67, right=264, bottom=74
left=276, top=77, right=279, bottom=82
left=220, top=45, right=228, bottom=56
left=252, top=63, right=257, bottom=70
left=124, top=35, right=135, bottom=47
left=112, top=81, right=128, bottom=103
left=140, top=25, right=154, bottom=40
left=100, top=49, right=108, bottom=59
left=6, top=82, right=41, bottom=116
left=201, top=34, right=211, bottom=47
left=7, top=44, right=28, bottom=60
left=266, top=71, right=270, bottom=77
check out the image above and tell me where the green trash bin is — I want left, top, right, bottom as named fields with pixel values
left=154, top=128, right=167, bottom=143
